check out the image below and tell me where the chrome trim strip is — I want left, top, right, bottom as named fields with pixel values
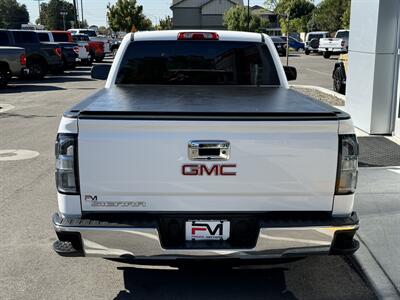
left=54, top=223, right=358, bottom=259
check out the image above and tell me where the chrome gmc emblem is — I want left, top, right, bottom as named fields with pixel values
left=182, top=164, right=237, bottom=176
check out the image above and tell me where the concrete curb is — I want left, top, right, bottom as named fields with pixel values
left=353, top=237, right=400, bottom=300
left=290, top=84, right=346, bottom=101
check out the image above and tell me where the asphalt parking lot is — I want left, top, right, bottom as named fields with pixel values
left=280, top=51, right=338, bottom=90
left=0, top=56, right=377, bottom=300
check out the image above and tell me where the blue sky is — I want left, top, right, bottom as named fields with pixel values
left=20, top=0, right=320, bottom=27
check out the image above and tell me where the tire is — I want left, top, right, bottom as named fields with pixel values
left=323, top=51, right=332, bottom=59
left=86, top=54, right=94, bottom=66
left=95, top=56, right=104, bottom=63
left=61, top=55, right=68, bottom=70
left=112, top=48, right=118, bottom=57
left=27, top=59, right=46, bottom=79
left=333, top=67, right=346, bottom=94
left=305, top=49, right=310, bottom=55
left=0, top=67, right=9, bottom=88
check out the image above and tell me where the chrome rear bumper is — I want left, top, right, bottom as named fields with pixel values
left=52, top=213, right=359, bottom=260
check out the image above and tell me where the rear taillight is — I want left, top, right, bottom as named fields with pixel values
left=178, top=32, right=219, bottom=40
left=55, top=134, right=79, bottom=194
left=73, top=46, right=79, bottom=54
left=335, top=135, right=358, bottom=195
left=54, top=47, right=62, bottom=57
left=20, top=54, right=26, bottom=65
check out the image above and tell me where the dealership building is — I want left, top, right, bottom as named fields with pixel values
left=347, top=0, right=400, bottom=138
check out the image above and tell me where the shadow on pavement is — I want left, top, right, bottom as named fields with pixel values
left=0, top=84, right=66, bottom=93
left=112, top=256, right=377, bottom=300
left=113, top=266, right=297, bottom=300
left=0, top=112, right=57, bottom=118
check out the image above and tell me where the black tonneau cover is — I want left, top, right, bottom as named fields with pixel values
left=64, top=86, right=349, bottom=120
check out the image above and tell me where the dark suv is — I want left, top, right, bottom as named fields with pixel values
left=0, top=30, right=63, bottom=79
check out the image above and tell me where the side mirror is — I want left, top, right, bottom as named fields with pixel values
left=283, top=65, right=297, bottom=81
left=91, top=64, right=111, bottom=80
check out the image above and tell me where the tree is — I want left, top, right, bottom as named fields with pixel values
left=98, top=26, right=112, bottom=35
left=270, top=0, right=315, bottom=33
left=312, top=0, right=350, bottom=32
left=0, top=0, right=29, bottom=29
left=38, top=0, right=76, bottom=30
left=341, top=0, right=351, bottom=29
left=107, top=0, right=152, bottom=32
left=264, top=0, right=278, bottom=11
left=157, top=16, right=173, bottom=30
left=223, top=5, right=269, bottom=32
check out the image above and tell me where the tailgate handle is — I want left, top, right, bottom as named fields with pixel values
left=188, top=140, right=230, bottom=161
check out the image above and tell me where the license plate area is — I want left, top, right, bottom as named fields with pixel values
left=158, top=216, right=259, bottom=249
left=185, top=220, right=230, bottom=241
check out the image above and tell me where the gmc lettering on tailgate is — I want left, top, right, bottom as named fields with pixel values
left=182, top=164, right=237, bottom=176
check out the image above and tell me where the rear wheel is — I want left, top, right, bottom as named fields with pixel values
left=0, top=67, right=9, bottom=88
left=333, top=67, right=346, bottom=94
left=86, top=54, right=94, bottom=66
left=323, top=51, right=332, bottom=59
left=112, top=48, right=118, bottom=57
left=27, top=59, right=46, bottom=79
left=95, top=56, right=104, bottom=63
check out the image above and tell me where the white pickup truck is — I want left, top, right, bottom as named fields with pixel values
left=319, top=30, right=350, bottom=59
left=52, top=30, right=360, bottom=263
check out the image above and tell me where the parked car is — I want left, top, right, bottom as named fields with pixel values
left=270, top=36, right=287, bottom=56
left=304, top=31, right=329, bottom=55
left=0, top=46, right=28, bottom=88
left=68, top=29, right=111, bottom=54
left=36, top=31, right=79, bottom=69
left=332, top=53, right=348, bottom=94
left=71, top=34, right=104, bottom=62
left=110, top=39, right=121, bottom=57
left=319, top=30, right=350, bottom=59
left=52, top=31, right=360, bottom=263
left=280, top=36, right=305, bottom=51
left=71, top=34, right=93, bottom=65
left=0, top=29, right=63, bottom=79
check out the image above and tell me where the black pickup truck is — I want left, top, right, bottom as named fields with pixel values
left=0, top=30, right=63, bottom=79
left=36, top=31, right=78, bottom=70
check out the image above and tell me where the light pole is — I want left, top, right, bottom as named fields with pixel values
left=72, top=0, right=79, bottom=28
left=80, top=0, right=84, bottom=27
left=286, top=10, right=290, bottom=66
left=60, top=11, right=67, bottom=31
left=247, top=0, right=250, bottom=31
left=33, top=0, right=45, bottom=24
left=281, top=12, right=290, bottom=66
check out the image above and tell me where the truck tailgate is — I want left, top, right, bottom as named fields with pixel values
left=78, top=119, right=338, bottom=212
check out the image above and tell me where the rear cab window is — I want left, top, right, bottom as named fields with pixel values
left=336, top=31, right=349, bottom=39
left=37, top=32, right=50, bottom=42
left=72, top=35, right=89, bottom=41
left=52, top=32, right=70, bottom=42
left=0, top=31, right=10, bottom=45
left=80, top=30, right=96, bottom=37
left=116, top=41, right=280, bottom=86
left=12, top=31, right=39, bottom=44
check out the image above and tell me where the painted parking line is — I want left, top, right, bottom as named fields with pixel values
left=0, top=104, right=15, bottom=113
left=305, top=68, right=331, bottom=76
left=0, top=149, right=40, bottom=161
